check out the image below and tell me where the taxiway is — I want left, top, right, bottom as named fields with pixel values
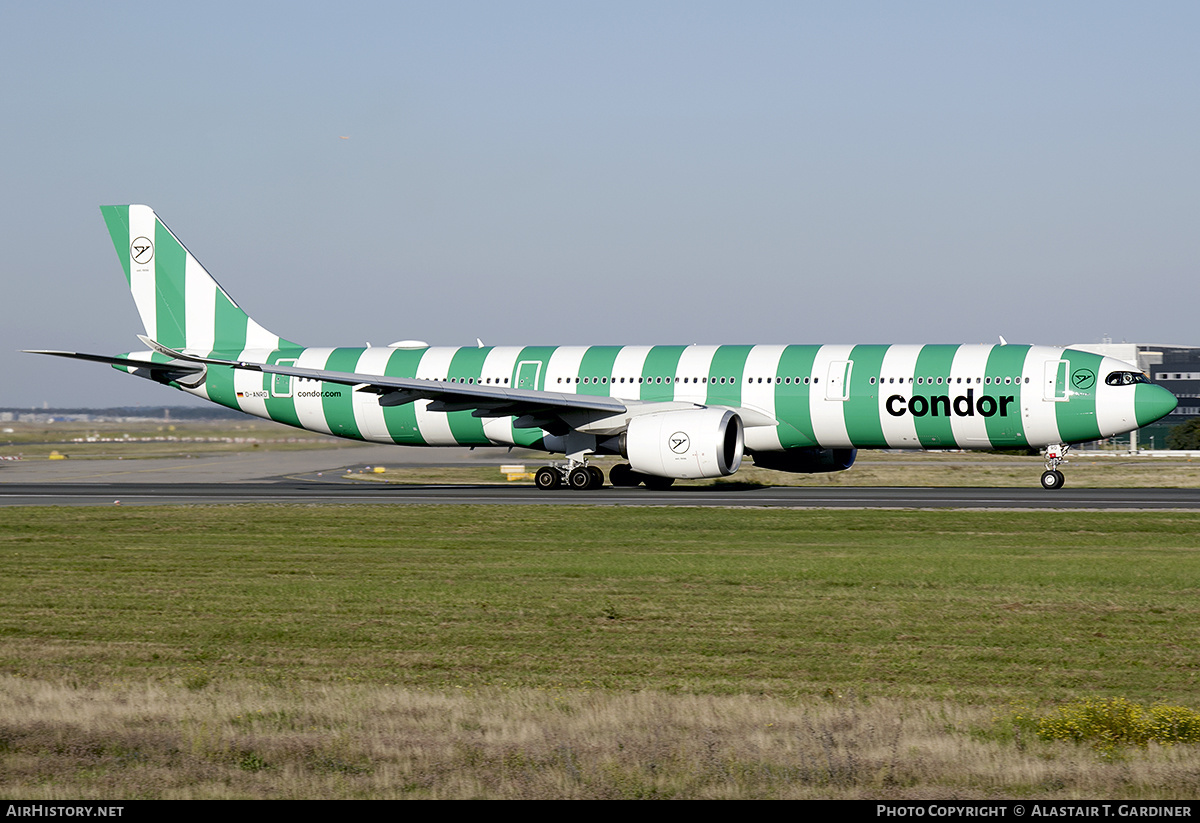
left=3, top=446, right=1197, bottom=509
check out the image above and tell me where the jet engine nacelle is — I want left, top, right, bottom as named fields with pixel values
left=623, top=408, right=744, bottom=479
left=752, top=447, right=857, bottom=474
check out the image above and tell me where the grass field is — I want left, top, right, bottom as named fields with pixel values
left=2, top=505, right=1199, bottom=798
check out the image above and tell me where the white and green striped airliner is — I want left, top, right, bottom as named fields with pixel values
left=32, top=205, right=1179, bottom=490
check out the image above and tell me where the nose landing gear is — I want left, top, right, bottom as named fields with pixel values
left=1040, top=444, right=1069, bottom=490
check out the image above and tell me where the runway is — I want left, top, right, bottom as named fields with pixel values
left=2, top=479, right=1199, bottom=509
left=3, top=446, right=1199, bottom=509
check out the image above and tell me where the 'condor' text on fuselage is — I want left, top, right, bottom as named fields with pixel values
left=885, top=389, right=1015, bottom=419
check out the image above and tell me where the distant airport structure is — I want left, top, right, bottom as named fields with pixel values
left=1069, top=342, right=1200, bottom=449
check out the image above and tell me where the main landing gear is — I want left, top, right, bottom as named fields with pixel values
left=1040, top=444, right=1070, bottom=490
left=532, top=462, right=676, bottom=491
left=534, top=462, right=605, bottom=490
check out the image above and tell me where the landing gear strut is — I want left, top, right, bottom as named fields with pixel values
left=1040, top=444, right=1069, bottom=490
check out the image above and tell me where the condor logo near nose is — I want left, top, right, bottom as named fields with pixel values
left=885, top=388, right=1015, bottom=418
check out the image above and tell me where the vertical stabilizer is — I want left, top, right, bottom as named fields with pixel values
left=100, top=205, right=298, bottom=353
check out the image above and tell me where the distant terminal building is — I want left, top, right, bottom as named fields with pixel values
left=1069, top=342, right=1200, bottom=448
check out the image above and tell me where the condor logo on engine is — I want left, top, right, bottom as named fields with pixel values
left=885, top=388, right=1015, bottom=418
left=669, top=432, right=690, bottom=453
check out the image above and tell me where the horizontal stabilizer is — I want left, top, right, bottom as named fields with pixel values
left=24, top=349, right=204, bottom=374
left=25, top=349, right=207, bottom=388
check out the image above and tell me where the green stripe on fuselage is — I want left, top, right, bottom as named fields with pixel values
left=577, top=346, right=622, bottom=395
left=640, top=346, right=686, bottom=401
left=381, top=347, right=429, bottom=445
left=843, top=344, right=889, bottom=447
left=445, top=346, right=491, bottom=444
left=774, top=345, right=820, bottom=448
left=1056, top=349, right=1103, bottom=443
left=705, top=345, right=753, bottom=406
left=911, top=344, right=960, bottom=448
left=203, top=363, right=241, bottom=412
left=983, top=345, right=1029, bottom=447
left=321, top=348, right=364, bottom=439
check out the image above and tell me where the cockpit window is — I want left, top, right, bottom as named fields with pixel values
left=1105, top=371, right=1150, bottom=386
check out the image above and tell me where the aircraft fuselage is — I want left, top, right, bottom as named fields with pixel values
left=181, top=342, right=1173, bottom=453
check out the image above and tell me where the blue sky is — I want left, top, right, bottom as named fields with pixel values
left=3, top=1, right=1197, bottom=407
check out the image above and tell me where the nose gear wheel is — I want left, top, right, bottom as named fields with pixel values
left=1040, top=445, right=1070, bottom=490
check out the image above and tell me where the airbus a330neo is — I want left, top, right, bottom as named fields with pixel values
left=30, top=206, right=1179, bottom=491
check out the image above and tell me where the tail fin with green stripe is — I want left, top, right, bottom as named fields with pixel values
left=99, top=205, right=298, bottom=353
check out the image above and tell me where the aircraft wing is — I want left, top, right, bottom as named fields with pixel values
left=136, top=339, right=629, bottom=423
left=205, top=356, right=778, bottom=431
left=235, top=359, right=627, bottom=417
left=32, top=340, right=778, bottom=434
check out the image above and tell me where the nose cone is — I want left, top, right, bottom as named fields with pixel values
left=1135, top=383, right=1178, bottom=427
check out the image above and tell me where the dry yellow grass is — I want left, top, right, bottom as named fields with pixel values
left=4, top=675, right=1200, bottom=799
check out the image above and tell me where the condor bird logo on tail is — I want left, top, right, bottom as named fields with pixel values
left=130, top=237, right=153, bottom=265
